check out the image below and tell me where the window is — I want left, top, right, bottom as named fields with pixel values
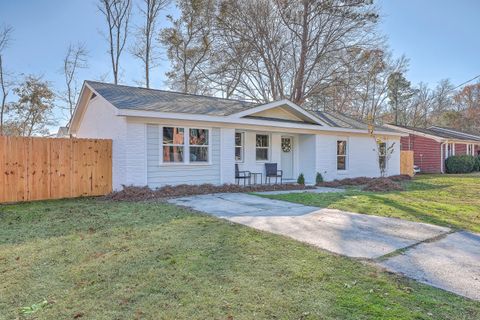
left=235, top=132, right=244, bottom=162
left=446, top=143, right=454, bottom=158
left=378, top=142, right=387, bottom=171
left=161, top=127, right=209, bottom=164
left=256, top=134, right=269, bottom=161
left=337, top=140, right=347, bottom=170
left=467, top=144, right=474, bottom=156
left=189, top=128, right=209, bottom=162
left=162, top=127, right=184, bottom=163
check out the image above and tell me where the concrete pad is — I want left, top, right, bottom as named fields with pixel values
left=228, top=208, right=449, bottom=259
left=169, top=193, right=319, bottom=217
left=254, top=187, right=345, bottom=195
left=169, top=194, right=449, bottom=259
left=381, top=231, right=480, bottom=301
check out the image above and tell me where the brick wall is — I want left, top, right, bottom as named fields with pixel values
left=401, top=134, right=442, bottom=173
left=455, top=143, right=467, bottom=155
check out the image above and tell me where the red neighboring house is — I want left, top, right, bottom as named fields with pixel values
left=385, top=125, right=480, bottom=173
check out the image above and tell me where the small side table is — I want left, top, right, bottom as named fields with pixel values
left=251, top=172, right=263, bottom=185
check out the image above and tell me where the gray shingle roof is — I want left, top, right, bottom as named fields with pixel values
left=86, top=81, right=395, bottom=132
left=86, top=81, right=258, bottom=116
left=390, top=124, right=480, bottom=142
left=311, top=110, right=397, bottom=132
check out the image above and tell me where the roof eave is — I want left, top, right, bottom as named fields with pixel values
left=117, top=109, right=404, bottom=136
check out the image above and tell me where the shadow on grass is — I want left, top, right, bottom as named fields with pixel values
left=360, top=194, right=459, bottom=229
left=404, top=180, right=452, bottom=192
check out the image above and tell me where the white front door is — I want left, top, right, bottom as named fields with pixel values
left=281, top=136, right=294, bottom=179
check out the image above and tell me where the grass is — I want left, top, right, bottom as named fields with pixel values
left=0, top=198, right=479, bottom=319
left=263, top=174, right=480, bottom=233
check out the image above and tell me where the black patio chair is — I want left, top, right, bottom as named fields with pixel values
left=235, top=164, right=251, bottom=186
left=265, top=163, right=283, bottom=184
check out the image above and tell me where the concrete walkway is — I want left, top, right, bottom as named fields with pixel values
left=169, top=192, right=480, bottom=301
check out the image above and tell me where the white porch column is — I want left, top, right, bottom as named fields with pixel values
left=220, top=128, right=235, bottom=184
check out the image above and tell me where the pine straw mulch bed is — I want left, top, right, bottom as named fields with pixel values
left=318, top=174, right=412, bottom=192
left=103, top=183, right=315, bottom=202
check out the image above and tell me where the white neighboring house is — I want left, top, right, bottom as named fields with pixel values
left=69, top=81, right=404, bottom=190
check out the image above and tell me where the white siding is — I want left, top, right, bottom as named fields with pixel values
left=76, top=97, right=127, bottom=190
left=126, top=121, right=147, bottom=186
left=316, top=134, right=338, bottom=181
left=220, top=128, right=235, bottom=184
left=146, top=124, right=222, bottom=188
left=315, top=134, right=401, bottom=180
left=298, top=134, right=317, bottom=184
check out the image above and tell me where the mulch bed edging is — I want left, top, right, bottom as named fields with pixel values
left=103, top=183, right=315, bottom=202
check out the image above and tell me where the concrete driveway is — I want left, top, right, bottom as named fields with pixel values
left=169, top=192, right=480, bottom=301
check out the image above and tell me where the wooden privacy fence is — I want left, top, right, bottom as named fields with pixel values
left=400, top=150, right=414, bottom=176
left=0, top=136, right=112, bottom=203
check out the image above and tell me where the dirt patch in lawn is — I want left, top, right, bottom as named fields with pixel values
left=362, top=177, right=404, bottom=192
left=103, top=183, right=314, bottom=201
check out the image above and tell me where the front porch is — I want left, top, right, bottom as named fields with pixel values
left=234, top=129, right=317, bottom=185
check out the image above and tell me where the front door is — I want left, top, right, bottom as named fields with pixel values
left=281, top=136, right=294, bottom=179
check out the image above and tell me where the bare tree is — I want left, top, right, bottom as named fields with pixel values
left=98, top=0, right=132, bottom=84
left=160, top=0, right=215, bottom=94
left=213, top=0, right=379, bottom=103
left=132, top=0, right=170, bottom=88
left=61, top=43, right=88, bottom=120
left=0, top=25, right=13, bottom=135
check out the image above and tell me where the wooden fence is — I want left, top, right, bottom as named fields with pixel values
left=0, top=136, right=112, bottom=203
left=400, top=150, right=414, bottom=176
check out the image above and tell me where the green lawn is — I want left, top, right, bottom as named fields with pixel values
left=1, top=198, right=479, bottom=319
left=264, top=174, right=480, bottom=233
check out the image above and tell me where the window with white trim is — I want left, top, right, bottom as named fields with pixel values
left=256, top=134, right=270, bottom=161
left=446, top=143, right=454, bottom=158
left=467, top=144, right=474, bottom=156
left=189, top=128, right=209, bottom=162
left=162, top=127, right=185, bottom=163
left=235, top=132, right=244, bottom=162
left=337, top=140, right=347, bottom=170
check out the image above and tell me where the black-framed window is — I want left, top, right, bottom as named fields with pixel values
left=256, top=134, right=269, bottom=161
left=162, top=127, right=184, bottom=163
left=337, top=140, right=347, bottom=170
left=235, top=132, right=244, bottom=161
left=189, top=128, right=209, bottom=162
left=378, top=142, right=387, bottom=171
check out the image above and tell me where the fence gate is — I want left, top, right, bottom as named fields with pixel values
left=0, top=136, right=112, bottom=203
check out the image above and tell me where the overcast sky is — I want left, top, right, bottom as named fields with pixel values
left=1, top=0, right=479, bottom=125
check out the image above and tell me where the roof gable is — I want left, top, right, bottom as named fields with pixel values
left=248, top=106, right=306, bottom=122
left=228, top=99, right=328, bottom=126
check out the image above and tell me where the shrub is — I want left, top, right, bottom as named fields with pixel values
left=315, top=172, right=323, bottom=185
left=445, top=155, right=475, bottom=174
left=474, top=157, right=480, bottom=172
left=297, top=173, right=305, bottom=185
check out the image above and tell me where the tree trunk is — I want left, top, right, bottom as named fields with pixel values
left=291, top=0, right=309, bottom=105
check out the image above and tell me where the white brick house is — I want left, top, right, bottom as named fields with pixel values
left=69, top=81, right=404, bottom=190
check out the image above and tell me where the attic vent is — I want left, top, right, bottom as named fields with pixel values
left=90, top=92, right=97, bottom=100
